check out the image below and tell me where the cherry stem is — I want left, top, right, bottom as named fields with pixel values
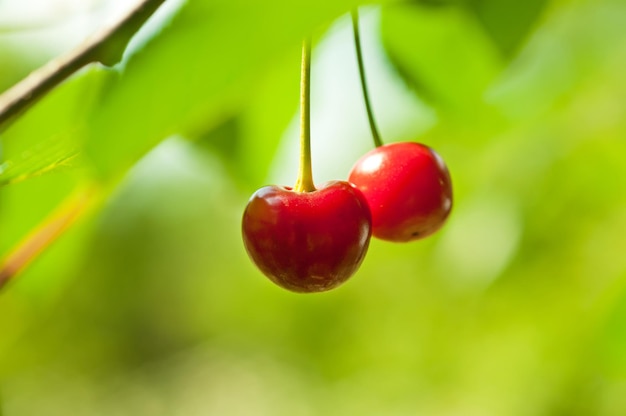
left=351, top=8, right=383, bottom=148
left=294, top=39, right=316, bottom=193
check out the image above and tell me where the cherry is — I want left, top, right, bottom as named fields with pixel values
left=348, top=142, right=452, bottom=242
left=348, top=12, right=451, bottom=242
left=241, top=40, right=371, bottom=293
left=242, top=181, right=371, bottom=292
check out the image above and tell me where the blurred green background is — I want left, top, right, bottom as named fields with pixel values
left=1, top=0, right=626, bottom=414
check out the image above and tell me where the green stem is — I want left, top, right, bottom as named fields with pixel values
left=0, top=0, right=166, bottom=131
left=351, top=8, right=383, bottom=148
left=293, top=39, right=316, bottom=193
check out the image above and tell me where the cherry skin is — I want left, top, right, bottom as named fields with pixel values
left=241, top=181, right=372, bottom=293
left=348, top=142, right=452, bottom=242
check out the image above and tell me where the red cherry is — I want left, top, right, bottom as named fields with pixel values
left=348, top=142, right=452, bottom=242
left=241, top=181, right=372, bottom=293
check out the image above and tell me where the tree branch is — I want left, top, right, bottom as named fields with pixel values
left=0, top=0, right=167, bottom=131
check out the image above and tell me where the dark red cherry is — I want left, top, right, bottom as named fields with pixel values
left=348, top=142, right=452, bottom=242
left=241, top=181, right=372, bottom=293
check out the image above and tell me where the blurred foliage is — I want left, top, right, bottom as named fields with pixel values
left=1, top=0, right=626, bottom=415
left=413, top=0, right=549, bottom=56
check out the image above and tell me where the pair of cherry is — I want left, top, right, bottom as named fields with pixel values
left=241, top=17, right=452, bottom=293
left=242, top=141, right=452, bottom=293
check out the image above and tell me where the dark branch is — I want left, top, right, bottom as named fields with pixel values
left=0, top=0, right=167, bottom=131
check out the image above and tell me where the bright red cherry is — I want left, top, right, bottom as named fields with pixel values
left=348, top=142, right=452, bottom=242
left=242, top=181, right=372, bottom=293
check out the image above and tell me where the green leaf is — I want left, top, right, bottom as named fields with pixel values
left=0, top=66, right=112, bottom=186
left=0, top=134, right=79, bottom=187
left=83, top=0, right=389, bottom=180
left=465, top=0, right=548, bottom=57
left=0, top=67, right=109, bottom=284
left=381, top=2, right=503, bottom=120
left=408, top=0, right=549, bottom=56
left=139, top=37, right=302, bottom=189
